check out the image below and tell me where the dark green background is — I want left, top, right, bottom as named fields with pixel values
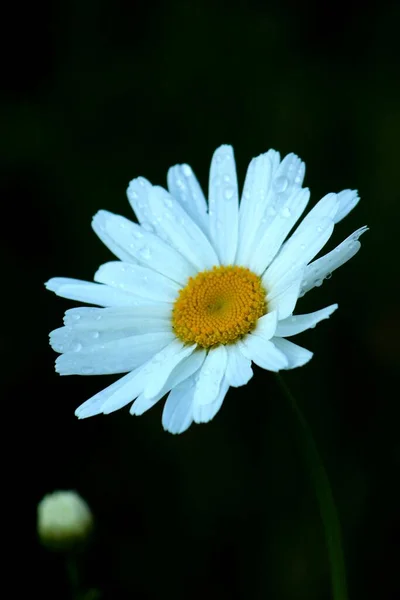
left=2, top=1, right=399, bottom=598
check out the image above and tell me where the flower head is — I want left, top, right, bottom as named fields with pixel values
left=46, top=146, right=367, bottom=433
left=37, top=490, right=93, bottom=550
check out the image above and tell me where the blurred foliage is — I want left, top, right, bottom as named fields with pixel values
left=2, top=0, right=399, bottom=598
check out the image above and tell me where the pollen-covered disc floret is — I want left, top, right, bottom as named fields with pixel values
left=172, top=266, right=267, bottom=348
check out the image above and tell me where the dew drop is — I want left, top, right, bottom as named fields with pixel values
left=223, top=174, right=231, bottom=183
left=273, top=176, right=289, bottom=193
left=325, top=273, right=332, bottom=280
left=72, top=342, right=82, bottom=352
left=224, top=186, right=235, bottom=201
left=139, top=247, right=152, bottom=260
left=300, top=243, right=306, bottom=251
left=72, top=314, right=81, bottom=321
left=133, top=229, right=144, bottom=239
left=95, top=315, right=102, bottom=321
left=316, top=226, right=323, bottom=233
left=92, top=331, right=100, bottom=339
left=315, top=279, right=323, bottom=287
left=281, top=206, right=291, bottom=218
left=131, top=190, right=138, bottom=199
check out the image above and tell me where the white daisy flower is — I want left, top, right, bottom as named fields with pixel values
left=46, top=145, right=367, bottom=434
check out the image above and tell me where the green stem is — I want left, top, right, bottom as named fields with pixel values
left=276, top=374, right=348, bottom=600
left=66, top=553, right=81, bottom=600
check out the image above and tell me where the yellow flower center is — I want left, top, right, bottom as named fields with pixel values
left=172, top=265, right=267, bottom=349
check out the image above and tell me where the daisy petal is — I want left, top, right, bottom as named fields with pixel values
left=131, top=350, right=206, bottom=416
left=249, top=188, right=310, bottom=274
left=208, top=145, right=239, bottom=264
left=75, top=367, right=146, bottom=418
left=162, top=376, right=196, bottom=434
left=193, top=345, right=227, bottom=406
left=237, top=152, right=306, bottom=267
left=167, top=164, right=209, bottom=236
left=126, top=177, right=154, bottom=228
left=63, top=305, right=171, bottom=328
left=146, top=186, right=219, bottom=271
left=96, top=210, right=196, bottom=285
left=50, top=316, right=171, bottom=353
left=91, top=210, right=139, bottom=263
left=272, top=337, right=313, bottom=369
left=225, top=344, right=253, bottom=387
left=142, top=341, right=196, bottom=399
left=240, top=335, right=288, bottom=371
left=253, top=310, right=278, bottom=341
left=46, top=278, right=140, bottom=307
left=94, top=262, right=180, bottom=302
left=193, top=376, right=230, bottom=424
left=265, top=270, right=304, bottom=320
left=301, top=226, right=368, bottom=295
left=263, top=216, right=335, bottom=289
left=275, top=304, right=338, bottom=337
left=335, top=189, right=359, bottom=223
left=55, top=332, right=174, bottom=375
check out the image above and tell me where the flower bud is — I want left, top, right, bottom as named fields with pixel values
left=37, top=490, right=93, bottom=550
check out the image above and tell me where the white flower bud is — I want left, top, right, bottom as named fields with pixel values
left=37, top=490, right=93, bottom=550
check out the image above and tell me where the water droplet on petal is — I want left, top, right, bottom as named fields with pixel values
left=273, top=176, right=289, bottom=193
left=316, top=226, right=323, bottom=233
left=300, top=243, right=306, bottom=251
left=139, top=247, right=152, bottom=260
left=315, top=279, right=323, bottom=287
left=325, top=273, right=332, bottom=280
left=131, top=190, right=138, bottom=199
left=95, top=315, right=102, bottom=321
left=92, top=331, right=100, bottom=339
left=72, top=314, right=81, bottom=321
left=224, top=186, right=235, bottom=201
left=281, top=206, right=291, bottom=218
left=72, top=342, right=82, bottom=352
left=223, top=174, right=231, bottom=183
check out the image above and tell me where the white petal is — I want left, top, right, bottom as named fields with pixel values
left=272, top=337, right=313, bottom=369
left=275, top=304, right=338, bottom=337
left=92, top=210, right=139, bottom=263
left=253, top=310, right=278, bottom=341
left=94, top=262, right=180, bottom=302
left=265, top=270, right=304, bottom=320
left=193, top=345, right=227, bottom=407
left=96, top=210, right=196, bottom=285
left=193, top=377, right=229, bottom=424
left=75, top=367, right=146, bottom=418
left=63, top=305, right=171, bottom=328
left=263, top=216, right=335, bottom=289
left=55, top=331, right=174, bottom=375
left=239, top=335, right=288, bottom=371
left=45, top=278, right=141, bottom=307
left=303, top=192, right=340, bottom=222
left=225, top=344, right=253, bottom=387
left=162, top=376, right=196, bottom=434
left=126, top=176, right=154, bottom=228
left=334, top=189, right=359, bottom=223
left=300, top=226, right=368, bottom=295
left=146, top=186, right=219, bottom=271
left=50, top=317, right=172, bottom=353
left=167, top=164, right=209, bottom=236
left=142, top=341, right=196, bottom=399
left=237, top=151, right=306, bottom=266
left=208, top=145, right=239, bottom=264
left=248, top=189, right=310, bottom=274
left=131, top=349, right=206, bottom=416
